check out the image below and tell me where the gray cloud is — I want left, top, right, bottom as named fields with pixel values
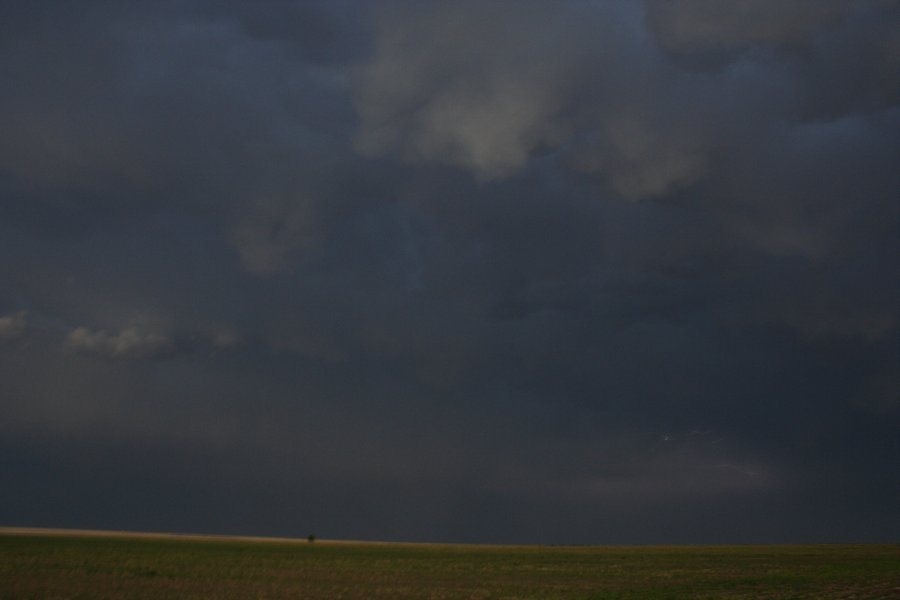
left=356, top=0, right=875, bottom=203
left=0, top=0, right=897, bottom=544
left=229, top=196, right=318, bottom=274
left=568, top=113, right=710, bottom=199
left=354, top=1, right=583, bottom=179
left=354, top=0, right=710, bottom=199
left=0, top=310, right=27, bottom=340
left=644, top=0, right=857, bottom=52
left=202, top=326, right=241, bottom=350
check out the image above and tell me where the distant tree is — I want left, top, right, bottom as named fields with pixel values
left=307, top=534, right=316, bottom=543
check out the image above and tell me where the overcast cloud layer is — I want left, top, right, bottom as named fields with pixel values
left=1, top=0, right=898, bottom=544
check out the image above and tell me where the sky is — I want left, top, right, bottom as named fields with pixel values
left=1, top=0, right=898, bottom=545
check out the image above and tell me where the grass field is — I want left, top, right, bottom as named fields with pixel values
left=1, top=529, right=898, bottom=599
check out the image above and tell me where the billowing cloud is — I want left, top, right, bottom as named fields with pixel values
left=351, top=2, right=712, bottom=199
left=354, top=1, right=583, bottom=179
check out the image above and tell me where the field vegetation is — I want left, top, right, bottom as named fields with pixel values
left=1, top=529, right=898, bottom=599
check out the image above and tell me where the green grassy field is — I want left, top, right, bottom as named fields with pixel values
left=1, top=529, right=898, bottom=599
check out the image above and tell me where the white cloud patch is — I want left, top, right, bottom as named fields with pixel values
left=0, top=310, right=28, bottom=340
left=66, top=325, right=174, bottom=360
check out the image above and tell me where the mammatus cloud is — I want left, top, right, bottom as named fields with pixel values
left=66, top=325, right=174, bottom=360
left=0, top=310, right=27, bottom=340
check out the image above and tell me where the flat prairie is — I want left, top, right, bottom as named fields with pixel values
left=1, top=528, right=898, bottom=599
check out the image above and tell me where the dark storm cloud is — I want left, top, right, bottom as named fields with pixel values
left=0, top=0, right=356, bottom=269
left=1, top=0, right=898, bottom=543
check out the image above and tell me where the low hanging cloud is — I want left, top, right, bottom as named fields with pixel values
left=354, top=1, right=582, bottom=180
left=355, top=0, right=899, bottom=206
left=0, top=310, right=28, bottom=340
left=66, top=325, right=174, bottom=360
left=354, top=1, right=715, bottom=199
